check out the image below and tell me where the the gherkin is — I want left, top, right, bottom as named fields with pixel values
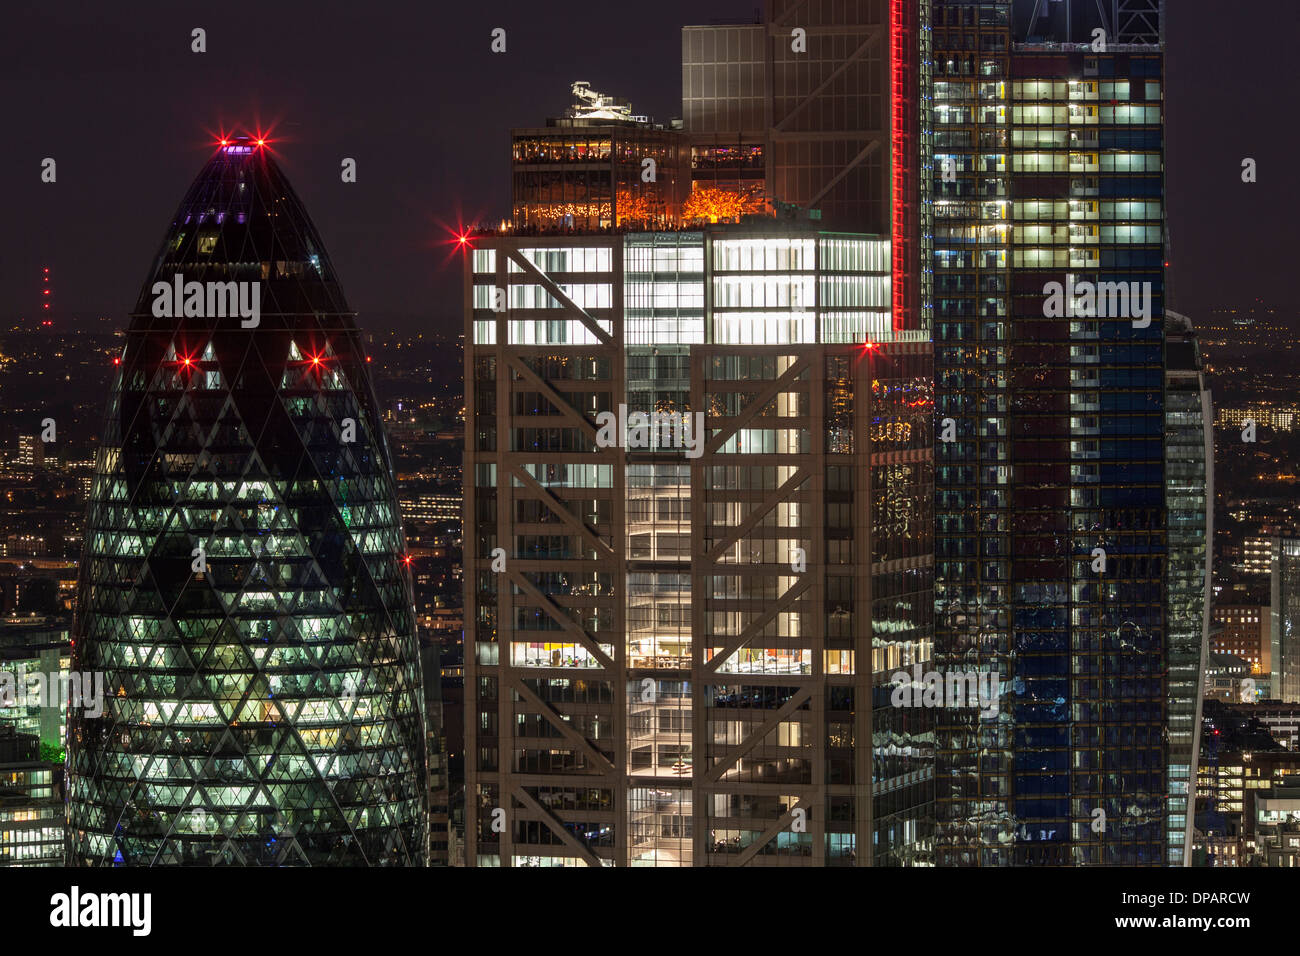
left=67, top=137, right=428, bottom=866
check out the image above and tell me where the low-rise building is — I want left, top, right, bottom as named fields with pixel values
left=0, top=726, right=63, bottom=866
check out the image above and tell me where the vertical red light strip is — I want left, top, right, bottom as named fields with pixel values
left=890, top=0, right=916, bottom=333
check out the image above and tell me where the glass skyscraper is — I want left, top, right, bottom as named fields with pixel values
left=1271, top=537, right=1300, bottom=705
left=1163, top=310, right=1212, bottom=866
left=933, top=0, right=1167, bottom=864
left=66, top=138, right=429, bottom=866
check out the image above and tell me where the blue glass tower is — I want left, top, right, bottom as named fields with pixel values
left=933, top=1, right=1167, bottom=864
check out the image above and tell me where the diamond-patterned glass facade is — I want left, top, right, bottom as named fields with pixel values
left=66, top=139, right=428, bottom=866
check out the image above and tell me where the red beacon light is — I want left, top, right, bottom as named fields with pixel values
left=219, top=136, right=261, bottom=155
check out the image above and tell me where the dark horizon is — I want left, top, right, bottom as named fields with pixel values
left=0, top=0, right=1293, bottom=333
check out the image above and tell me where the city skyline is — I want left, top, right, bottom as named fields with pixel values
left=0, top=0, right=1294, bottom=908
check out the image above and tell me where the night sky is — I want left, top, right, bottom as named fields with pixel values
left=0, top=0, right=1293, bottom=335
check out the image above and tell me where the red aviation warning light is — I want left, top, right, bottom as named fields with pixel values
left=41, top=267, right=52, bottom=320
left=216, top=133, right=270, bottom=155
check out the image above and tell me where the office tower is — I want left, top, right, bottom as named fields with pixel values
left=1242, top=534, right=1276, bottom=576
left=1211, top=605, right=1270, bottom=679
left=1164, top=310, right=1212, bottom=865
left=0, top=609, right=70, bottom=875
left=67, top=137, right=428, bottom=866
left=680, top=18, right=766, bottom=209
left=465, top=0, right=936, bottom=868
left=464, top=221, right=933, bottom=866
left=1271, top=537, right=1300, bottom=705
left=0, top=619, right=71, bottom=750
left=511, top=82, right=688, bottom=231
left=933, top=0, right=1166, bottom=864
left=0, top=726, right=64, bottom=866
left=682, top=1, right=933, bottom=239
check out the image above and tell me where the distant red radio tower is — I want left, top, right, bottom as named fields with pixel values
left=40, top=267, right=52, bottom=328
